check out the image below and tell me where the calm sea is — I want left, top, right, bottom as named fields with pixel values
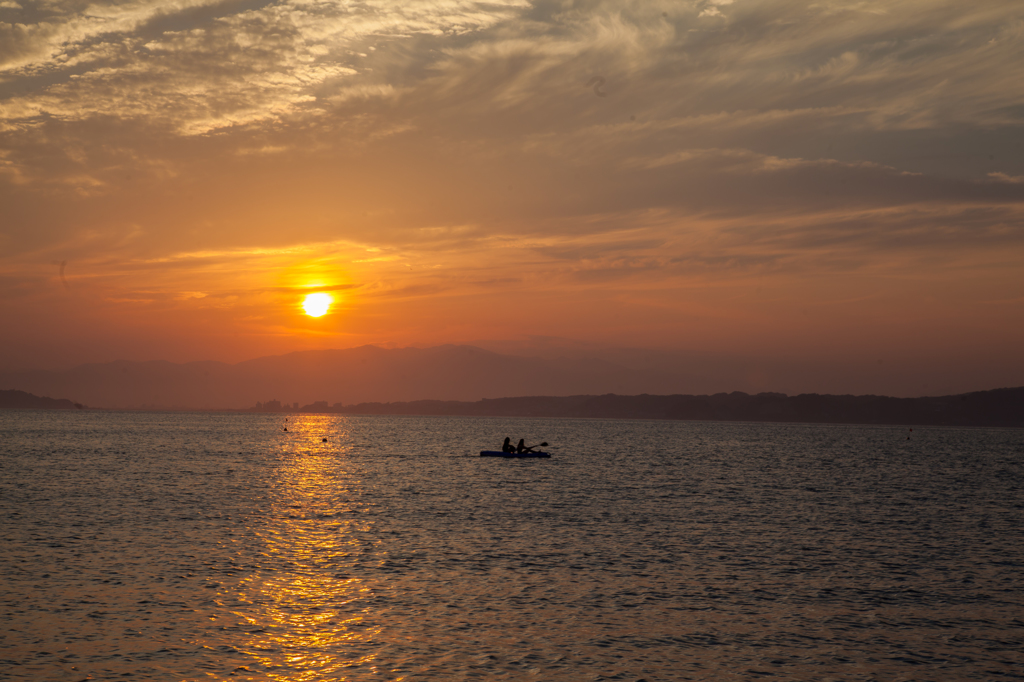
left=2, top=411, right=1023, bottom=681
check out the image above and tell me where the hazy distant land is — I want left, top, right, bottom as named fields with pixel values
left=2, top=384, right=1021, bottom=427
left=264, top=388, right=1024, bottom=428
left=2, top=343, right=1022, bottom=427
left=0, top=344, right=1011, bottom=411
left=0, top=345, right=668, bottom=411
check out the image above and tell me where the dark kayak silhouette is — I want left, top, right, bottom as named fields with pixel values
left=480, top=450, right=550, bottom=458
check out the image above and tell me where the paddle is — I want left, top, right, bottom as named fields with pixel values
left=521, top=441, right=548, bottom=453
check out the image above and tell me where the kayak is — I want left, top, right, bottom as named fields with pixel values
left=480, top=450, right=551, bottom=458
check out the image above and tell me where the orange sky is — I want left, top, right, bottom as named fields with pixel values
left=1, top=0, right=1023, bottom=395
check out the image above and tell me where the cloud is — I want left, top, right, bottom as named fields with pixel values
left=0, top=0, right=526, bottom=134
left=3, top=0, right=1022, bottom=183
left=989, top=172, right=1024, bottom=184
left=699, top=0, right=734, bottom=18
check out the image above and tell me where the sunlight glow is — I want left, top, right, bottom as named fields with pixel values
left=216, top=419, right=381, bottom=681
left=302, top=293, right=332, bottom=317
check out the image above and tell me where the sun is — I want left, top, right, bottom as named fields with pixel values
left=302, top=292, right=332, bottom=317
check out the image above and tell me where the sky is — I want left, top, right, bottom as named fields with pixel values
left=1, top=0, right=1023, bottom=395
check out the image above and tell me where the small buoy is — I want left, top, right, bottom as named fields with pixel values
left=283, top=427, right=288, bottom=431
left=322, top=438, right=327, bottom=442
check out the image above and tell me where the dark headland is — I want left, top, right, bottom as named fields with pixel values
left=0, top=389, right=85, bottom=410
left=270, top=387, right=1024, bottom=428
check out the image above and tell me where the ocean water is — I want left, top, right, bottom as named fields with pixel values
left=2, top=411, right=1023, bottom=681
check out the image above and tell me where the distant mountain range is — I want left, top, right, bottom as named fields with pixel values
left=2, top=379, right=1020, bottom=428
left=0, top=344, right=692, bottom=410
left=1, top=344, right=1021, bottom=426
left=314, top=388, right=1024, bottom=428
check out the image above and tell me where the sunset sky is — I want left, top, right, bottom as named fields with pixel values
left=2, top=0, right=1023, bottom=395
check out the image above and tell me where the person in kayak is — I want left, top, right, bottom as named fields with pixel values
left=501, top=437, right=514, bottom=453
left=516, top=438, right=535, bottom=454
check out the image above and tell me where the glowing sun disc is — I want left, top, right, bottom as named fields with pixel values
left=302, top=292, right=332, bottom=317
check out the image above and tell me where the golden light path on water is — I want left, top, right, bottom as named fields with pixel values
left=217, top=415, right=386, bottom=681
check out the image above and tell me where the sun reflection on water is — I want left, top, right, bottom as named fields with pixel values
left=220, top=415, right=388, bottom=681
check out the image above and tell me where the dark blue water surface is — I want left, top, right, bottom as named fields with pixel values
left=2, top=411, right=1023, bottom=681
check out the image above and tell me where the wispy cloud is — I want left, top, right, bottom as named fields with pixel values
left=0, top=0, right=526, bottom=134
